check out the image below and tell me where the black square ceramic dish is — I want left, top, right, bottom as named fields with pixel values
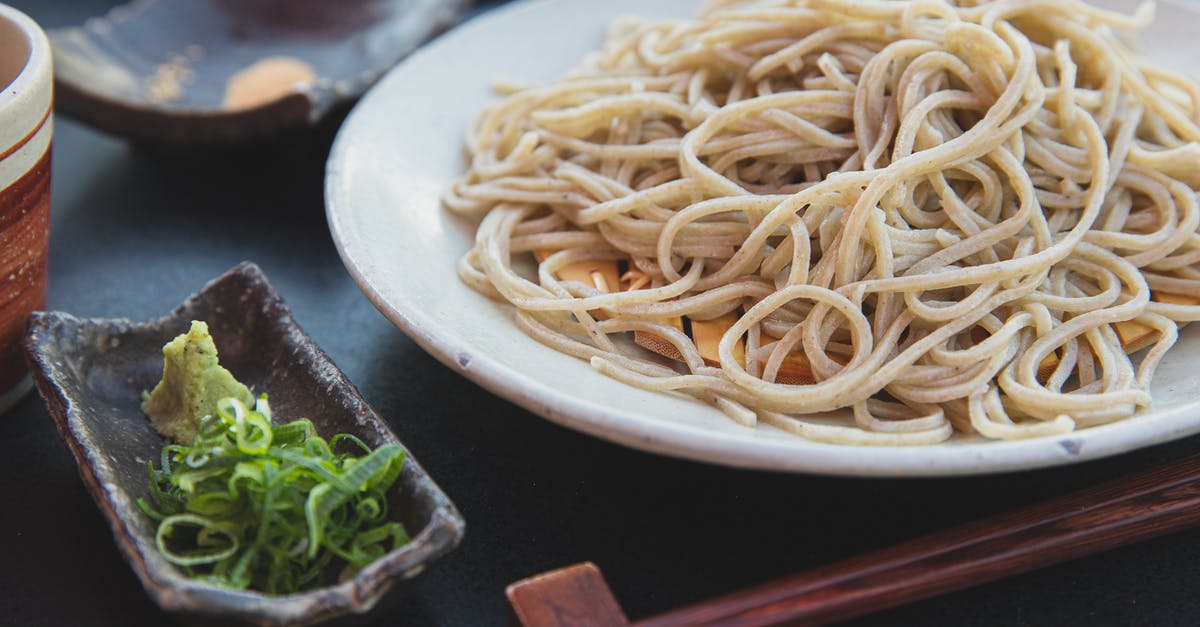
left=23, top=262, right=465, bottom=626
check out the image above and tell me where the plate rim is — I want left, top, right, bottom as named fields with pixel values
left=325, top=0, right=1200, bottom=477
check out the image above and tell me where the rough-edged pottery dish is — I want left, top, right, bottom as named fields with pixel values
left=51, top=0, right=467, bottom=141
left=24, top=262, right=465, bottom=626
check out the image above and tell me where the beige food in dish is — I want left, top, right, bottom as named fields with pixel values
left=446, top=0, right=1200, bottom=445
left=223, top=56, right=317, bottom=111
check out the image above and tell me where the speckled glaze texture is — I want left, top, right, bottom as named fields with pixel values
left=23, top=262, right=465, bottom=626
left=49, top=0, right=466, bottom=142
left=0, top=150, right=49, bottom=395
left=0, top=3, right=52, bottom=408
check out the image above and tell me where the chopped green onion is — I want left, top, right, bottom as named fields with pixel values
left=235, top=406, right=273, bottom=455
left=156, top=514, right=239, bottom=566
left=137, top=395, right=410, bottom=594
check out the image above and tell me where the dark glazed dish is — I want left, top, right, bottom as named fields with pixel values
left=23, top=262, right=465, bottom=626
left=50, top=0, right=467, bottom=142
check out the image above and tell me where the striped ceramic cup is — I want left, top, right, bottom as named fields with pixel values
left=0, top=4, right=50, bottom=413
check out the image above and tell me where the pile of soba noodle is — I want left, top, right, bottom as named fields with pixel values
left=445, top=0, right=1200, bottom=445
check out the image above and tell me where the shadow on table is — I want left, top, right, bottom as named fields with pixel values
left=46, top=109, right=354, bottom=319
left=350, top=318, right=1200, bottom=624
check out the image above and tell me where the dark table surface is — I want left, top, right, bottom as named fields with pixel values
left=2, top=1, right=1200, bottom=626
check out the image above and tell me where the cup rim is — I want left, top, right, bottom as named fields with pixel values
left=0, top=4, right=51, bottom=114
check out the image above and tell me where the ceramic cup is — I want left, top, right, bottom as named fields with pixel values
left=0, top=4, right=51, bottom=413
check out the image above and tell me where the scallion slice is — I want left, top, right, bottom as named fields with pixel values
left=137, top=395, right=409, bottom=594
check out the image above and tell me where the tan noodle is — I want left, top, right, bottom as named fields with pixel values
left=445, top=0, right=1200, bottom=445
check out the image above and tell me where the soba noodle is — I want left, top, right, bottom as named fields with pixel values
left=445, top=0, right=1200, bottom=445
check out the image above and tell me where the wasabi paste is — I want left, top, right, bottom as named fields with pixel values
left=141, top=320, right=254, bottom=443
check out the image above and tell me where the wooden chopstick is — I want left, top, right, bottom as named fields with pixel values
left=508, top=563, right=629, bottom=627
left=508, top=452, right=1200, bottom=626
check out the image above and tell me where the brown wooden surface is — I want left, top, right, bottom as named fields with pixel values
left=634, top=452, right=1200, bottom=626
left=508, top=562, right=630, bottom=627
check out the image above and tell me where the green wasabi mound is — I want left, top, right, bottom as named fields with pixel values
left=141, top=320, right=254, bottom=444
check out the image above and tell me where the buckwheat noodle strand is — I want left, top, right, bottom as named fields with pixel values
left=445, top=0, right=1200, bottom=445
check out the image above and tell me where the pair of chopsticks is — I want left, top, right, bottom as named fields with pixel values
left=508, top=452, right=1200, bottom=625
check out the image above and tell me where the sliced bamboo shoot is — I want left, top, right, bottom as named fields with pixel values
left=1113, top=319, right=1158, bottom=353
left=620, top=268, right=692, bottom=362
left=691, top=312, right=746, bottom=366
left=534, top=251, right=620, bottom=295
left=1157, top=292, right=1200, bottom=307
left=532, top=255, right=1200, bottom=387
left=620, top=269, right=652, bottom=292
left=633, top=318, right=688, bottom=362
left=1037, top=352, right=1062, bottom=381
left=633, top=313, right=827, bottom=385
left=1038, top=290, right=1199, bottom=378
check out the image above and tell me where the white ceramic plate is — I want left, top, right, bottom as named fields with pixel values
left=326, top=0, right=1200, bottom=476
